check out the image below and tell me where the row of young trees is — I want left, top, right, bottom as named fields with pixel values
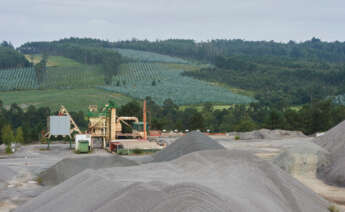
left=1, top=125, right=23, bottom=153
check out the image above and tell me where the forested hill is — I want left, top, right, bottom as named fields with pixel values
left=19, top=37, right=345, bottom=63
left=113, top=38, right=345, bottom=63
left=0, top=42, right=30, bottom=69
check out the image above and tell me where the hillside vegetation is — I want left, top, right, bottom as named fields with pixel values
left=17, top=39, right=253, bottom=106
left=184, top=55, right=345, bottom=108
left=16, top=37, right=345, bottom=108
left=0, top=88, right=131, bottom=113
left=0, top=67, right=38, bottom=91
left=27, top=55, right=104, bottom=89
left=19, top=42, right=122, bottom=85
left=0, top=42, right=30, bottom=69
left=99, top=63, right=254, bottom=105
left=115, top=48, right=188, bottom=64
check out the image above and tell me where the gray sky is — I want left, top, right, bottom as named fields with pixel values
left=1, top=0, right=345, bottom=47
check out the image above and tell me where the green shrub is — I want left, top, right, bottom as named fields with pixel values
left=328, top=205, right=340, bottom=212
left=132, top=148, right=143, bottom=155
left=235, top=135, right=240, bottom=140
left=5, top=145, right=12, bottom=154
left=36, top=176, right=43, bottom=185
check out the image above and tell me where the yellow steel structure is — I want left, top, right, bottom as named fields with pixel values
left=88, top=103, right=147, bottom=149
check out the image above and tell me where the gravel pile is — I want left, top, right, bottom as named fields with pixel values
left=273, top=142, right=329, bottom=176
left=39, top=155, right=137, bottom=186
left=152, top=131, right=225, bottom=162
left=17, top=150, right=329, bottom=212
left=314, top=120, right=345, bottom=186
left=232, top=129, right=305, bottom=140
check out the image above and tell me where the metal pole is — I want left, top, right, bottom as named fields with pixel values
left=143, top=100, right=147, bottom=140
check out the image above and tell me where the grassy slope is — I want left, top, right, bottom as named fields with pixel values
left=0, top=55, right=130, bottom=112
left=26, top=55, right=104, bottom=88
left=0, top=88, right=131, bottom=113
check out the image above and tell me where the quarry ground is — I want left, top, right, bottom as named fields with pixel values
left=0, top=135, right=345, bottom=211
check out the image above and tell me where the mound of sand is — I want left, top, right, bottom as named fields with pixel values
left=17, top=150, right=329, bottom=212
left=39, top=155, right=137, bottom=186
left=273, top=142, right=329, bottom=176
left=233, top=129, right=305, bottom=140
left=314, top=120, right=345, bottom=186
left=152, top=131, right=225, bottom=162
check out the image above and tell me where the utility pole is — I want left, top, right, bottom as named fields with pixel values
left=143, top=100, right=147, bottom=140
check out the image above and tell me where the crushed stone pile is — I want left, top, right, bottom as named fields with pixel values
left=152, top=131, right=225, bottom=162
left=314, top=120, right=345, bottom=186
left=273, top=142, right=329, bottom=176
left=232, top=129, right=305, bottom=140
left=39, top=155, right=137, bottom=186
left=17, top=150, right=329, bottom=212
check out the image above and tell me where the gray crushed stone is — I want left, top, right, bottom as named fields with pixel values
left=273, top=141, right=329, bottom=176
left=231, top=129, right=306, bottom=140
left=16, top=150, right=329, bottom=212
left=314, top=120, right=345, bottom=186
left=39, top=155, right=137, bottom=186
left=152, top=131, right=225, bottom=162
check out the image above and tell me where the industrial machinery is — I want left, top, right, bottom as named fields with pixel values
left=46, top=105, right=82, bottom=138
left=45, top=105, right=82, bottom=149
left=45, top=102, right=154, bottom=153
left=87, top=101, right=149, bottom=149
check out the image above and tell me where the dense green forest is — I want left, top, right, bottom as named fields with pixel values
left=20, top=37, right=345, bottom=63
left=113, top=38, right=345, bottom=63
left=183, top=55, right=345, bottom=108
left=0, top=41, right=30, bottom=69
left=140, top=97, right=345, bottom=135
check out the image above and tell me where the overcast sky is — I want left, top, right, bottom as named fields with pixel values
left=1, top=0, right=345, bottom=47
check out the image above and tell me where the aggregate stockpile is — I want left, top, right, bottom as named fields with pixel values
left=232, top=129, right=306, bottom=140
left=152, top=131, right=225, bottom=162
left=314, top=120, right=345, bottom=186
left=273, top=142, right=329, bottom=176
left=39, top=155, right=137, bottom=186
left=17, top=143, right=330, bottom=211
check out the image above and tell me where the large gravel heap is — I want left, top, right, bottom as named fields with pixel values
left=273, top=142, right=329, bottom=176
left=232, top=129, right=305, bottom=140
left=17, top=150, right=329, bottom=212
left=314, top=120, right=345, bottom=186
left=39, top=155, right=137, bottom=186
left=152, top=131, right=225, bottom=162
